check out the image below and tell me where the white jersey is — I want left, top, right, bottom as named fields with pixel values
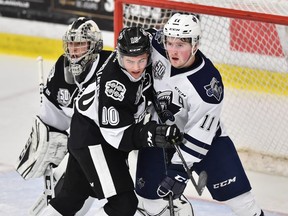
left=151, top=35, right=226, bottom=167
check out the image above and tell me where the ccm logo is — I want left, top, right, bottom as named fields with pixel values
left=213, top=176, right=236, bottom=189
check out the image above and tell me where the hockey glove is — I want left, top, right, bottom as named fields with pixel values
left=15, top=116, right=68, bottom=180
left=155, top=124, right=183, bottom=146
left=136, top=121, right=182, bottom=148
left=157, top=164, right=189, bottom=200
left=151, top=123, right=183, bottom=148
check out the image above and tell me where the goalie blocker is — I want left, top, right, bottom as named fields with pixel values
left=15, top=116, right=68, bottom=180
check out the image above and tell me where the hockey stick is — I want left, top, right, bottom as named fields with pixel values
left=37, top=56, right=44, bottom=104
left=29, top=56, right=56, bottom=216
left=173, top=144, right=207, bottom=196
left=163, top=148, right=175, bottom=216
left=29, top=165, right=55, bottom=215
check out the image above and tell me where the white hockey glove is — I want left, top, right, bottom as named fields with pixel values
left=15, top=116, right=68, bottom=180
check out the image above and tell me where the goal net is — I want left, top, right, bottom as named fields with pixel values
left=114, top=0, right=288, bottom=176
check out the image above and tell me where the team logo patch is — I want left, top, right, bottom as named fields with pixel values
left=153, top=60, right=166, bottom=80
left=204, top=77, right=223, bottom=101
left=105, top=80, right=126, bottom=101
left=131, top=36, right=141, bottom=44
left=137, top=177, right=145, bottom=189
left=154, top=90, right=178, bottom=122
left=57, top=88, right=71, bottom=106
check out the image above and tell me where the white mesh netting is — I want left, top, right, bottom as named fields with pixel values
left=118, top=0, right=288, bottom=176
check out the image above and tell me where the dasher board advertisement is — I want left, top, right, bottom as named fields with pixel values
left=0, top=0, right=114, bottom=31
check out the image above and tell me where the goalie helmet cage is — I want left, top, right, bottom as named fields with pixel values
left=114, top=0, right=288, bottom=177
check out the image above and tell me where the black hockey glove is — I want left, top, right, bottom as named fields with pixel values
left=154, top=124, right=183, bottom=148
left=135, top=121, right=183, bottom=149
left=157, top=164, right=189, bottom=200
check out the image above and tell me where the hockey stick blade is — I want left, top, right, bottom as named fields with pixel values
left=30, top=165, right=55, bottom=216
left=197, top=170, right=208, bottom=195
left=174, top=144, right=207, bottom=196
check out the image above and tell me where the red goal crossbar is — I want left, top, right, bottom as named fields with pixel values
left=114, top=0, right=288, bottom=46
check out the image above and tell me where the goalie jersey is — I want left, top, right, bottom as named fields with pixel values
left=69, top=51, right=153, bottom=151
left=151, top=34, right=227, bottom=166
left=39, top=50, right=111, bottom=131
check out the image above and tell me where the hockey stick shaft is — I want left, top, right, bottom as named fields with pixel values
left=162, top=148, right=175, bottom=216
left=174, top=144, right=207, bottom=196
left=37, top=56, right=44, bottom=104
left=168, top=194, right=175, bottom=216
left=30, top=57, right=56, bottom=216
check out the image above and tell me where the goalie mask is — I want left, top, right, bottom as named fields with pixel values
left=63, top=17, right=103, bottom=84
left=163, top=13, right=201, bottom=56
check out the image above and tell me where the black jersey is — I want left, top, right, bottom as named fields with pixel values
left=39, top=50, right=111, bottom=131
left=70, top=51, right=154, bottom=151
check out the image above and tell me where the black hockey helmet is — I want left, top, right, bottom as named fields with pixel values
left=117, top=26, right=151, bottom=57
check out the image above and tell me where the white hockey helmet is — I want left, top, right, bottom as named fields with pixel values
left=163, top=13, right=201, bottom=54
left=63, top=17, right=103, bottom=83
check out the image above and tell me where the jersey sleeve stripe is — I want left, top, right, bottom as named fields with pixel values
left=184, top=133, right=211, bottom=150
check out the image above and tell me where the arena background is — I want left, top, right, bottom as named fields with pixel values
left=0, top=1, right=288, bottom=215
left=0, top=0, right=115, bottom=59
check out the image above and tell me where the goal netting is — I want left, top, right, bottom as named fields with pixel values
left=114, top=0, right=288, bottom=176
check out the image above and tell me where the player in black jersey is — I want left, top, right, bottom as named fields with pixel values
left=39, top=27, right=183, bottom=216
left=15, top=17, right=112, bottom=215
left=135, top=13, right=265, bottom=216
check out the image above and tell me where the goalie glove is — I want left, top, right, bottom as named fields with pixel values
left=157, top=164, right=189, bottom=200
left=15, top=116, right=68, bottom=180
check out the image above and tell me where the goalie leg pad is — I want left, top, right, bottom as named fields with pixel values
left=15, top=116, right=68, bottom=179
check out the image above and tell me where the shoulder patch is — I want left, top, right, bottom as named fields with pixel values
left=204, top=77, right=223, bottom=101
left=57, top=88, right=71, bottom=106
left=187, top=65, right=224, bottom=104
left=105, top=80, right=126, bottom=101
left=153, top=60, right=166, bottom=80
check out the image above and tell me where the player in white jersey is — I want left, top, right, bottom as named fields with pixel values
left=39, top=26, right=183, bottom=216
left=15, top=17, right=111, bottom=215
left=135, top=13, right=265, bottom=216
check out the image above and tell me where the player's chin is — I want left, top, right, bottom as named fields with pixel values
left=170, top=61, right=182, bottom=68
left=131, top=72, right=142, bottom=79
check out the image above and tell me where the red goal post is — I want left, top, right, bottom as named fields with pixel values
left=114, top=0, right=288, bottom=177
